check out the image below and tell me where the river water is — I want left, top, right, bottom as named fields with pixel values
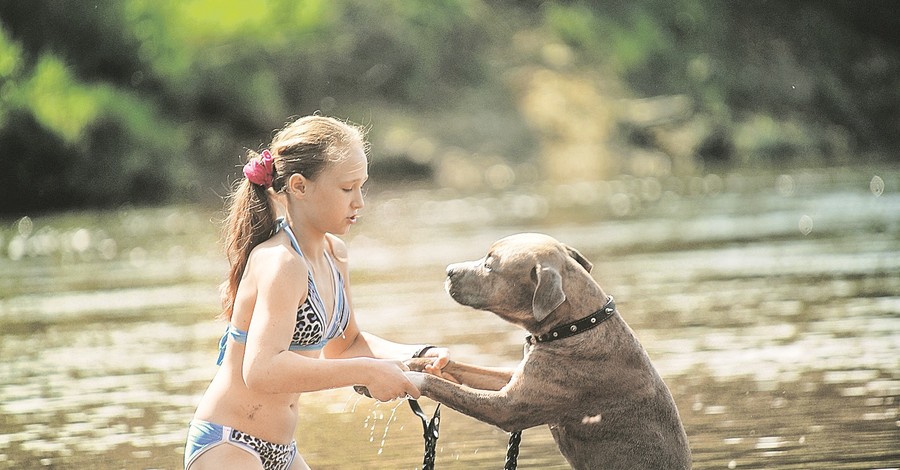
left=1, top=166, right=898, bottom=469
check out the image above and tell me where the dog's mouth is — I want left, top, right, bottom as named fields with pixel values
left=444, top=277, right=461, bottom=300
left=445, top=276, right=473, bottom=305
left=446, top=277, right=491, bottom=311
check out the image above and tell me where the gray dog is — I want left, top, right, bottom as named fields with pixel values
left=405, top=233, right=691, bottom=469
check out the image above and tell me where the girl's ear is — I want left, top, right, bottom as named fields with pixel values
left=286, top=173, right=307, bottom=197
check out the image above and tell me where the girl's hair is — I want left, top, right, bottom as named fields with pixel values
left=219, top=115, right=367, bottom=320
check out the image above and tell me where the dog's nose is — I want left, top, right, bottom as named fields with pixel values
left=446, top=263, right=461, bottom=278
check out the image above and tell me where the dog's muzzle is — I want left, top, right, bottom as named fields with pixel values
left=445, top=263, right=477, bottom=306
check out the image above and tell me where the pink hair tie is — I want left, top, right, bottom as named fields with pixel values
left=243, top=150, right=275, bottom=188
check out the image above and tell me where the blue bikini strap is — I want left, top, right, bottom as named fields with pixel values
left=216, top=323, right=248, bottom=365
left=274, top=217, right=303, bottom=257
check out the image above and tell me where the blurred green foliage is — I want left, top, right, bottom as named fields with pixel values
left=0, top=0, right=897, bottom=214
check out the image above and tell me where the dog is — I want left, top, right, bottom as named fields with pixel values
left=404, top=233, right=691, bottom=469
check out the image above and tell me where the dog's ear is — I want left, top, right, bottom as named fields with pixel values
left=532, top=263, right=566, bottom=322
left=565, top=245, right=593, bottom=273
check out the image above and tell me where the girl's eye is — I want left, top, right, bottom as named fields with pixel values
left=343, top=184, right=368, bottom=195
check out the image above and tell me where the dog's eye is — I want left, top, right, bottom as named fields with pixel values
left=484, top=256, right=495, bottom=272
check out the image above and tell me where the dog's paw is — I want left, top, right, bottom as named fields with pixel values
left=404, top=357, right=432, bottom=372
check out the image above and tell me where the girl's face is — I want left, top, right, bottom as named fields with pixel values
left=298, top=143, right=368, bottom=236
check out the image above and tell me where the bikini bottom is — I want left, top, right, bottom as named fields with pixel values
left=184, top=419, right=297, bottom=470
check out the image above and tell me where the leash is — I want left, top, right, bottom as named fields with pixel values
left=409, top=397, right=521, bottom=470
left=505, top=430, right=522, bottom=469
left=407, top=399, right=441, bottom=469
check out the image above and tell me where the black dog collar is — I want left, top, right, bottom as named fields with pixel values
left=526, top=296, right=617, bottom=344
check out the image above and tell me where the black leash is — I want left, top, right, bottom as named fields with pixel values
left=505, top=430, right=522, bottom=469
left=408, top=398, right=521, bottom=469
left=407, top=399, right=441, bottom=470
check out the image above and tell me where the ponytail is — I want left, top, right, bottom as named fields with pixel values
left=219, top=172, right=275, bottom=320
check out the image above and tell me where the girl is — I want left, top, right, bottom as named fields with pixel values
left=184, top=115, right=449, bottom=470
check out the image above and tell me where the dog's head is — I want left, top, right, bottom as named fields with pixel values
left=445, top=233, right=594, bottom=329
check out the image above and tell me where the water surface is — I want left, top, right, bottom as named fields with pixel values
left=1, top=167, right=898, bottom=469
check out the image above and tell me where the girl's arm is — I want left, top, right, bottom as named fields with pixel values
left=322, top=236, right=450, bottom=372
left=240, top=246, right=419, bottom=401
left=324, top=309, right=451, bottom=379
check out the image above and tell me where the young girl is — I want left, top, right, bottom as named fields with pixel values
left=184, top=115, right=449, bottom=470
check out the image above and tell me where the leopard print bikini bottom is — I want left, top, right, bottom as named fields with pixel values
left=184, top=419, right=297, bottom=470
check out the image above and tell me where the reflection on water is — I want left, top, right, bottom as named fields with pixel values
left=1, top=168, right=898, bottom=469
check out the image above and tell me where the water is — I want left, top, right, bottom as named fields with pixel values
left=1, top=167, right=898, bottom=469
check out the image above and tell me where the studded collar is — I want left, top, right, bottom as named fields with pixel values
left=526, top=296, right=617, bottom=344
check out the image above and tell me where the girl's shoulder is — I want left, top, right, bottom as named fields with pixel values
left=249, top=236, right=309, bottom=281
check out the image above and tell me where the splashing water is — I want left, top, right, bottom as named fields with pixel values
left=376, top=401, right=405, bottom=455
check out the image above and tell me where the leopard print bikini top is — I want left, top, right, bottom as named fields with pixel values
left=216, top=218, right=350, bottom=365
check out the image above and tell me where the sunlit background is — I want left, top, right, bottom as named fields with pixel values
left=0, top=1, right=898, bottom=469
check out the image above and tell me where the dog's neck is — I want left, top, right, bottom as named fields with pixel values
left=527, top=296, right=616, bottom=344
left=529, top=269, right=612, bottom=339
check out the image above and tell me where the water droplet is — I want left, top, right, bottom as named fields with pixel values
left=870, top=175, right=884, bottom=197
left=776, top=175, right=795, bottom=197
left=799, top=215, right=813, bottom=235
left=17, top=216, right=33, bottom=237
left=71, top=229, right=91, bottom=253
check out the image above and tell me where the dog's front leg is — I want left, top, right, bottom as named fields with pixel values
left=406, top=358, right=514, bottom=391
left=407, top=372, right=549, bottom=433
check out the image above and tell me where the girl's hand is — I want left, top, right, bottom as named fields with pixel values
left=363, top=359, right=421, bottom=402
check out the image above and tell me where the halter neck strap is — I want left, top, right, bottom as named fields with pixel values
left=274, top=217, right=303, bottom=256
